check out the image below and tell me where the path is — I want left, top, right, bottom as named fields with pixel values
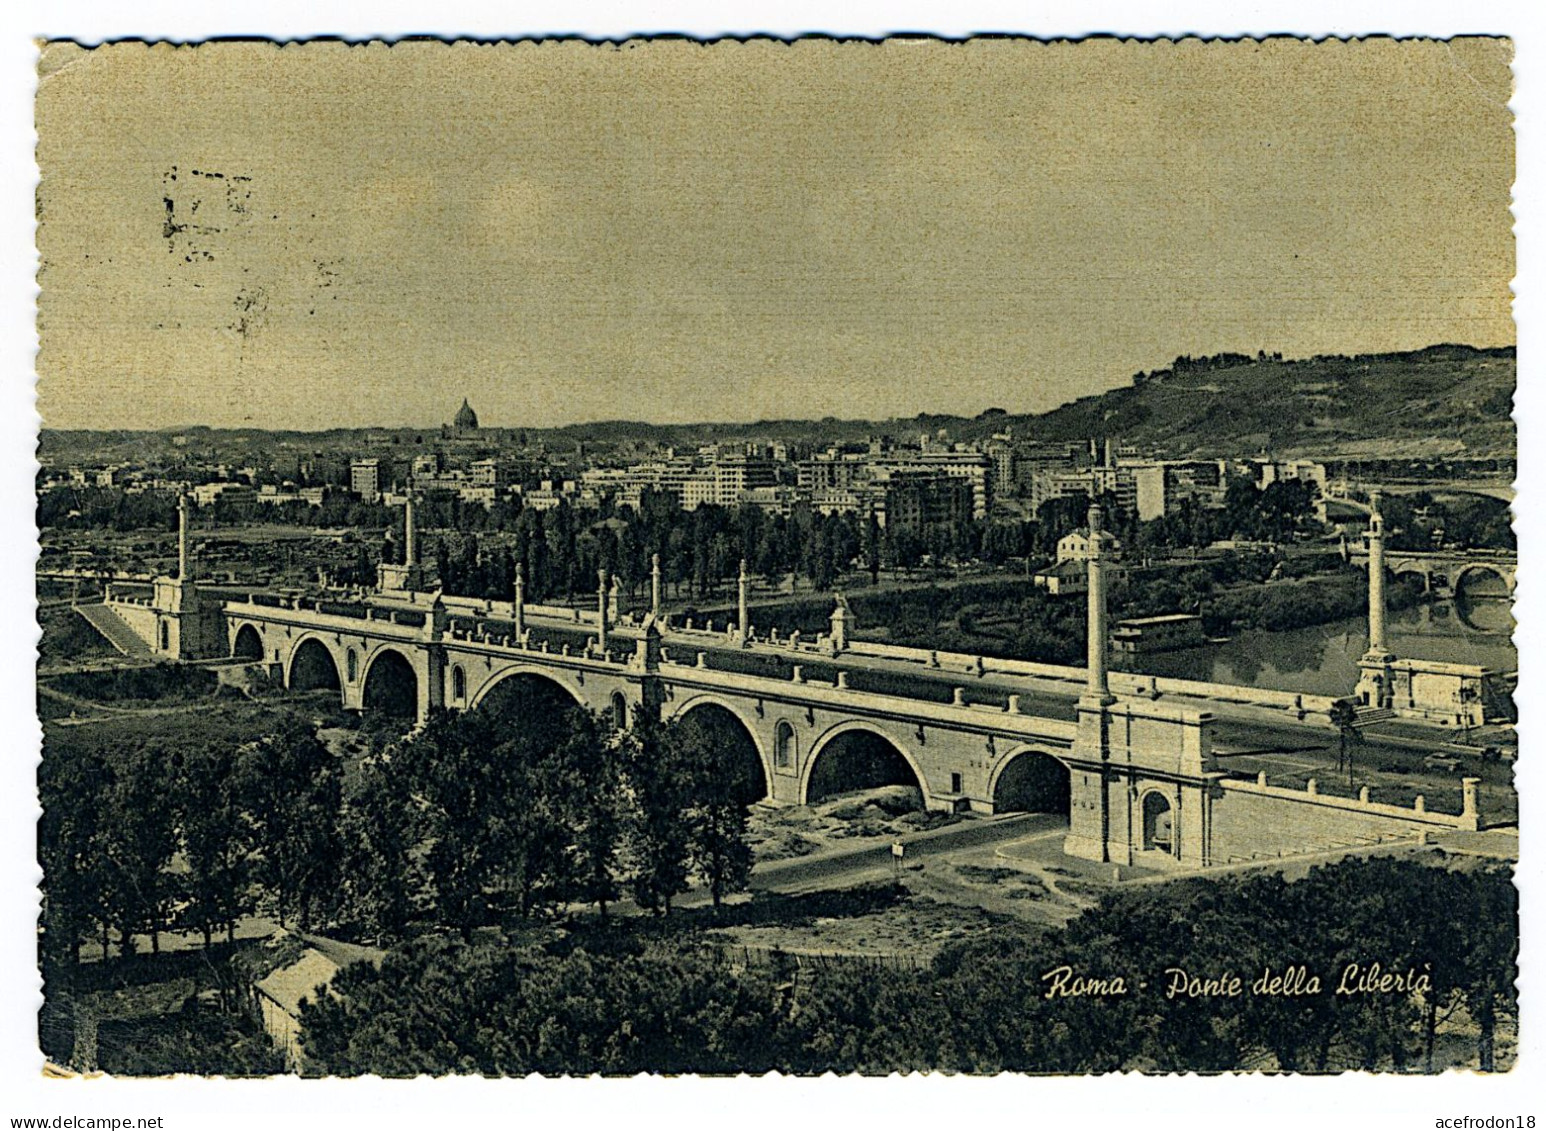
left=671, top=812, right=1054, bottom=907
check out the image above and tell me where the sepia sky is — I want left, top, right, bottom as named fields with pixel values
left=35, top=37, right=1515, bottom=432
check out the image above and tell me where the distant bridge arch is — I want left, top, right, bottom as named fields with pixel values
left=667, top=692, right=767, bottom=757
left=360, top=646, right=419, bottom=718
left=286, top=633, right=343, bottom=693
left=670, top=696, right=770, bottom=804
left=1454, top=562, right=1513, bottom=598
left=1389, top=562, right=1432, bottom=590
left=987, top=745, right=1072, bottom=816
left=467, top=664, right=587, bottom=713
left=800, top=720, right=928, bottom=807
left=232, top=622, right=265, bottom=661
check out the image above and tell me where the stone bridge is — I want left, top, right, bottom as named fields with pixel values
left=86, top=497, right=1490, bottom=869
left=222, top=592, right=1212, bottom=849
left=1345, top=546, right=1516, bottom=597
left=210, top=507, right=1483, bottom=870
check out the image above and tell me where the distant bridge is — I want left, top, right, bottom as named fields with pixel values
left=1344, top=546, right=1516, bottom=597
left=1326, top=480, right=1516, bottom=509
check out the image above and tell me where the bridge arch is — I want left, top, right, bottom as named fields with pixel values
left=359, top=646, right=418, bottom=719
left=987, top=746, right=1071, bottom=815
left=670, top=696, right=770, bottom=804
left=1390, top=563, right=1431, bottom=591
left=800, top=720, right=927, bottom=807
left=1454, top=563, right=1513, bottom=599
left=467, top=665, right=587, bottom=713
left=286, top=633, right=344, bottom=693
left=232, top=623, right=264, bottom=661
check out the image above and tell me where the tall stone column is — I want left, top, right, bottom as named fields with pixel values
left=403, top=490, right=417, bottom=568
left=597, top=568, right=609, bottom=653
left=1356, top=489, right=1396, bottom=711
left=1084, top=503, right=1114, bottom=705
left=177, top=493, right=191, bottom=582
left=1072, top=502, right=1117, bottom=866
left=737, top=559, right=750, bottom=644
left=513, top=566, right=525, bottom=639
left=651, top=553, right=662, bottom=619
left=1366, top=490, right=1388, bottom=656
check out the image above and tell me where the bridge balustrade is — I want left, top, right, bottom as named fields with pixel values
left=317, top=601, right=369, bottom=620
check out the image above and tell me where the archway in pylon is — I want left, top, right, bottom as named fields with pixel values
left=673, top=701, right=769, bottom=805
left=360, top=648, right=417, bottom=719
left=289, top=637, right=342, bottom=692
left=232, top=624, right=264, bottom=661
left=804, top=726, right=925, bottom=809
left=991, top=750, right=1071, bottom=816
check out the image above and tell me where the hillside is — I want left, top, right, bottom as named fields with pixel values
left=952, top=344, right=1517, bottom=459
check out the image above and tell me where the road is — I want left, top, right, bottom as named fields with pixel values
left=745, top=812, right=1058, bottom=895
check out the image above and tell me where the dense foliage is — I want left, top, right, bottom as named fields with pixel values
left=39, top=685, right=765, bottom=968
left=299, top=855, right=1517, bottom=1075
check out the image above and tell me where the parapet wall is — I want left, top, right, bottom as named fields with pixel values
left=1208, top=775, right=1479, bottom=864
left=104, top=596, right=159, bottom=650
left=844, top=640, right=1340, bottom=720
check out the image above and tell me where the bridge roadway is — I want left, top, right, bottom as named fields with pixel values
left=516, top=605, right=1508, bottom=763
left=468, top=606, right=1473, bottom=766
left=217, top=587, right=1507, bottom=825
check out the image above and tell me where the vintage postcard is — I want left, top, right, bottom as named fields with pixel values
left=29, top=34, right=1518, bottom=1086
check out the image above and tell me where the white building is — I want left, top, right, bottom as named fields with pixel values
left=350, top=458, right=382, bottom=503
left=1057, top=527, right=1123, bottom=564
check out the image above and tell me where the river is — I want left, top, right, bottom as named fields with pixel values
left=1114, top=596, right=1516, bottom=697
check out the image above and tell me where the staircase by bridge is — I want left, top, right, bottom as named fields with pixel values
left=74, top=602, right=153, bottom=659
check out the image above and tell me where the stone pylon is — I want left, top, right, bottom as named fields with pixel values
left=404, top=490, right=417, bottom=568
left=513, top=566, right=525, bottom=639
left=1083, top=503, right=1115, bottom=707
left=737, top=559, right=750, bottom=645
left=597, top=568, right=609, bottom=653
left=1356, top=489, right=1396, bottom=709
left=1365, top=490, right=1391, bottom=659
left=177, top=493, right=191, bottom=582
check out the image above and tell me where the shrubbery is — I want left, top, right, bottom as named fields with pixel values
left=298, top=855, right=1517, bottom=1075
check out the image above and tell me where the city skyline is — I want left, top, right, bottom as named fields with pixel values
left=35, top=37, right=1515, bottom=432
left=35, top=341, right=1517, bottom=438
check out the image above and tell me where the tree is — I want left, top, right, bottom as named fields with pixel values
left=338, top=753, right=417, bottom=942
left=624, top=715, right=695, bottom=915
left=241, top=721, right=344, bottom=930
left=391, top=685, right=599, bottom=931
left=38, top=743, right=113, bottom=968
left=174, top=741, right=254, bottom=948
left=101, top=742, right=179, bottom=954
left=567, top=719, right=628, bottom=918
left=670, top=715, right=756, bottom=910
left=1453, top=864, right=1519, bottom=1071
left=1328, top=698, right=1362, bottom=789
